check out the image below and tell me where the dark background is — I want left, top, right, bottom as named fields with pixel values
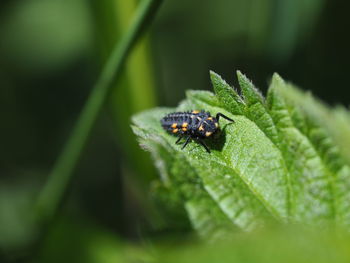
left=0, top=0, right=349, bottom=261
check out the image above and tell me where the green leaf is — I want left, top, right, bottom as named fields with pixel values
left=268, top=74, right=334, bottom=224
left=155, top=227, right=350, bottom=263
left=132, top=71, right=350, bottom=237
left=210, top=71, right=245, bottom=115
left=237, top=70, right=280, bottom=145
left=236, top=70, right=264, bottom=106
left=270, top=76, right=350, bottom=228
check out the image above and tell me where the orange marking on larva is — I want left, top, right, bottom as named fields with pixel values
left=171, top=123, right=177, bottom=128
left=182, top=127, right=187, bottom=132
left=205, top=131, right=212, bottom=137
left=172, top=128, right=179, bottom=133
left=207, top=117, right=213, bottom=120
left=192, top=110, right=200, bottom=114
left=215, top=122, right=219, bottom=128
left=182, top=122, right=188, bottom=128
left=198, top=125, right=204, bottom=131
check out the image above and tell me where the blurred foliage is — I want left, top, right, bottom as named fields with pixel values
left=154, top=227, right=350, bottom=263
left=39, top=223, right=350, bottom=263
left=0, top=0, right=93, bottom=73
left=0, top=0, right=350, bottom=262
left=153, top=0, right=326, bottom=105
left=37, top=218, right=124, bottom=263
left=0, top=178, right=38, bottom=253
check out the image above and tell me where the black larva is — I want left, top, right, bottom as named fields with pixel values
left=160, top=110, right=234, bottom=153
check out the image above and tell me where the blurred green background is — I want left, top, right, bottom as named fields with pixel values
left=1, top=0, right=350, bottom=262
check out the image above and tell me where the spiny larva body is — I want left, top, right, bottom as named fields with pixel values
left=160, top=110, right=234, bottom=153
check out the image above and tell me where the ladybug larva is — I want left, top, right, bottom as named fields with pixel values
left=160, top=110, right=234, bottom=153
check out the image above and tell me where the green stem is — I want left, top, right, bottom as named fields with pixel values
left=36, top=0, right=164, bottom=223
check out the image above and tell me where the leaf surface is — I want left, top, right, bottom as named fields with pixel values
left=132, top=71, right=350, bottom=236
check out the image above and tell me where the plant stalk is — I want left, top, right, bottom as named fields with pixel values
left=36, top=0, right=164, bottom=223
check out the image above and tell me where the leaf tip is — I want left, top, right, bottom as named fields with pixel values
left=236, top=70, right=264, bottom=105
left=236, top=70, right=252, bottom=87
left=236, top=70, right=246, bottom=81
left=271, top=73, right=285, bottom=85
left=209, top=70, right=221, bottom=83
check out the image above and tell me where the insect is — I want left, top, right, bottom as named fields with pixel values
left=160, top=110, right=234, bottom=153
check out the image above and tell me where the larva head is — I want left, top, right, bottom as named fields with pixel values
left=197, top=116, right=220, bottom=138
